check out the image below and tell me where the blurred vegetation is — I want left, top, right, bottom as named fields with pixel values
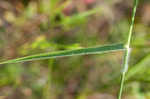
left=0, top=0, right=150, bottom=99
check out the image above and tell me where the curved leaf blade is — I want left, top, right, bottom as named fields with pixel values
left=0, top=44, right=124, bottom=64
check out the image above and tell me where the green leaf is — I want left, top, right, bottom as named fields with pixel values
left=0, top=44, right=124, bottom=65
left=126, top=54, right=150, bottom=80
left=62, top=7, right=101, bottom=28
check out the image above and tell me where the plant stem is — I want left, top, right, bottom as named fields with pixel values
left=117, top=0, right=139, bottom=99
left=118, top=49, right=130, bottom=99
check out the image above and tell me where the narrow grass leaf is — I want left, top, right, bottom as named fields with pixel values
left=62, top=7, right=101, bottom=26
left=0, top=44, right=124, bottom=65
left=126, top=54, right=150, bottom=80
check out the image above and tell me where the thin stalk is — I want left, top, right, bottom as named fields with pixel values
left=117, top=0, right=139, bottom=99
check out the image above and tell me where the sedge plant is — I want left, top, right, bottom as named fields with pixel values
left=0, top=0, right=139, bottom=98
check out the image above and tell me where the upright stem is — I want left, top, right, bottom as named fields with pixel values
left=117, top=0, right=139, bottom=99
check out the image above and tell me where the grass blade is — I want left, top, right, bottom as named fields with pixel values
left=62, top=7, right=100, bottom=27
left=0, top=44, right=124, bottom=65
left=126, top=54, right=150, bottom=80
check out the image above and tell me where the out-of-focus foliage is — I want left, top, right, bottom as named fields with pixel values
left=0, top=0, right=150, bottom=99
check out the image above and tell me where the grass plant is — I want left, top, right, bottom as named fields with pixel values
left=0, top=0, right=139, bottom=98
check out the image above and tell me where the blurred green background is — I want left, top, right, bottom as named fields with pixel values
left=0, top=0, right=150, bottom=99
